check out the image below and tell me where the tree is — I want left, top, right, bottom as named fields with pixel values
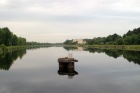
left=123, top=36, right=133, bottom=45
left=2, top=27, right=13, bottom=46
left=86, top=39, right=94, bottom=45
left=12, top=34, right=18, bottom=46
left=64, top=39, right=73, bottom=45
left=115, top=38, right=124, bottom=45
left=105, top=34, right=122, bottom=45
left=18, top=37, right=26, bottom=46
left=0, top=28, right=6, bottom=45
left=131, top=35, right=140, bottom=45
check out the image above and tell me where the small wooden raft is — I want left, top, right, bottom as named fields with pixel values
left=58, top=57, right=78, bottom=63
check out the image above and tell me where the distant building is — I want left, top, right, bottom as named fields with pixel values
left=73, top=39, right=86, bottom=44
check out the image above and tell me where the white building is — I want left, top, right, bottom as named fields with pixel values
left=73, top=39, right=86, bottom=44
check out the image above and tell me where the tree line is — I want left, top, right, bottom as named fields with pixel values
left=26, top=41, right=50, bottom=46
left=0, top=27, right=26, bottom=46
left=64, top=27, right=140, bottom=45
left=0, top=27, right=50, bottom=46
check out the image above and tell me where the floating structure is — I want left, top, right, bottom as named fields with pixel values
left=58, top=57, right=78, bottom=68
left=58, top=57, right=78, bottom=62
left=58, top=54, right=78, bottom=79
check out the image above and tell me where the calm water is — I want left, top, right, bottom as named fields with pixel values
left=0, top=47, right=140, bottom=93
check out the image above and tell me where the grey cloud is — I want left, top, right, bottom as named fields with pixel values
left=1, top=0, right=140, bottom=42
left=1, top=0, right=140, bottom=22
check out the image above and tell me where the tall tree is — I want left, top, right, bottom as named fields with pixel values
left=12, top=34, right=18, bottom=46
left=0, top=28, right=6, bottom=45
left=2, top=27, right=13, bottom=46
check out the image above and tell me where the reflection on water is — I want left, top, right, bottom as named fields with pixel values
left=63, top=46, right=78, bottom=51
left=85, top=48, right=140, bottom=65
left=1, top=46, right=139, bottom=71
left=0, top=46, right=50, bottom=71
left=58, top=62, right=78, bottom=79
left=123, top=51, right=140, bottom=64
left=63, top=47, right=140, bottom=65
left=0, top=49, right=26, bottom=70
left=1, top=47, right=140, bottom=93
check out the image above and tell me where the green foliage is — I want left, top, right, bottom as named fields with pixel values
left=0, top=27, right=26, bottom=46
left=0, top=27, right=51, bottom=46
left=0, top=28, right=5, bottom=45
left=123, top=34, right=140, bottom=45
left=94, top=37, right=105, bottom=45
left=85, top=34, right=122, bottom=45
left=105, top=34, right=122, bottom=45
left=0, top=48, right=3, bottom=54
left=12, top=34, right=18, bottom=46
left=123, top=27, right=140, bottom=45
left=2, top=27, right=13, bottom=46
left=18, top=37, right=26, bottom=46
left=115, top=38, right=124, bottom=45
left=86, top=39, right=95, bottom=45
left=64, top=39, right=77, bottom=45
left=0, top=44, right=7, bottom=54
left=123, top=27, right=140, bottom=37
left=124, top=36, right=133, bottom=45
left=26, top=41, right=51, bottom=45
left=67, top=27, right=140, bottom=45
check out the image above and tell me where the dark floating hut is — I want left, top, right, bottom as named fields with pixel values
left=57, top=54, right=78, bottom=79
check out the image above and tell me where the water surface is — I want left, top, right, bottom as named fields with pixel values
left=0, top=47, right=140, bottom=93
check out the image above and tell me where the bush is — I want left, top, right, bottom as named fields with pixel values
left=0, top=48, right=3, bottom=54
left=0, top=44, right=7, bottom=53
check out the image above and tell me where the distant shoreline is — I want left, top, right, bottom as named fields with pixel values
left=63, top=45, right=140, bottom=51
left=1, top=45, right=140, bottom=55
left=0, top=45, right=52, bottom=55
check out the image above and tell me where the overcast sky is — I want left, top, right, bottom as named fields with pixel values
left=0, top=0, right=140, bottom=43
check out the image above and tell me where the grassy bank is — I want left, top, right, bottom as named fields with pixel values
left=0, top=45, right=53, bottom=55
left=64, top=45, right=140, bottom=51
left=83, top=45, right=140, bottom=51
left=0, top=45, right=26, bottom=55
left=1, top=45, right=140, bottom=55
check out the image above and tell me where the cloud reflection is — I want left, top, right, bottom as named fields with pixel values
left=0, top=47, right=140, bottom=93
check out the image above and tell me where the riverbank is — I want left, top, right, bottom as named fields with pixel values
left=1, top=45, right=140, bottom=55
left=64, top=45, right=140, bottom=51
left=86, top=45, right=140, bottom=51
left=0, top=45, right=26, bottom=55
left=0, top=45, right=52, bottom=55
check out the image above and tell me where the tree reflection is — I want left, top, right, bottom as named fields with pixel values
left=84, top=48, right=123, bottom=58
left=63, top=46, right=78, bottom=51
left=85, top=48, right=140, bottom=65
left=103, top=50, right=123, bottom=58
left=123, top=51, right=140, bottom=65
left=0, top=49, right=26, bottom=70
